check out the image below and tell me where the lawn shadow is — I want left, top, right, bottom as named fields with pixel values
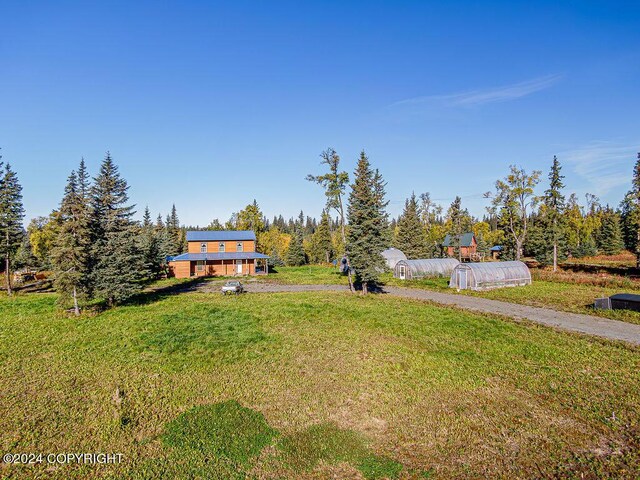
left=123, top=277, right=208, bottom=307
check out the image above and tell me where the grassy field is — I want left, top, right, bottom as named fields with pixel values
left=562, top=251, right=636, bottom=268
left=263, top=266, right=640, bottom=325
left=1, top=288, right=639, bottom=479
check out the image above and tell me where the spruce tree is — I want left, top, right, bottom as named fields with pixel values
left=445, top=196, right=467, bottom=260
left=346, top=151, right=388, bottom=294
left=51, top=169, right=92, bottom=314
left=90, top=153, right=143, bottom=306
left=269, top=247, right=285, bottom=267
left=164, top=204, right=182, bottom=256
left=620, top=193, right=639, bottom=251
left=139, top=206, right=163, bottom=280
left=596, top=207, right=624, bottom=255
left=0, top=162, right=25, bottom=295
left=545, top=156, right=566, bottom=270
left=395, top=193, right=425, bottom=259
left=632, top=153, right=640, bottom=267
left=285, top=225, right=306, bottom=266
left=313, top=209, right=333, bottom=263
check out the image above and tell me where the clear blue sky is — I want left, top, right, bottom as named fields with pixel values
left=2, top=1, right=639, bottom=226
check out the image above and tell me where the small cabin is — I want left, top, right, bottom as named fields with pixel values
left=394, top=258, right=460, bottom=280
left=449, top=261, right=531, bottom=291
left=442, top=233, right=482, bottom=261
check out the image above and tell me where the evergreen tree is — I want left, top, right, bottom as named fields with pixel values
left=285, top=225, right=306, bottom=266
left=164, top=204, right=183, bottom=256
left=445, top=196, right=472, bottom=260
left=394, top=193, right=425, bottom=259
left=596, top=207, right=624, bottom=255
left=574, top=231, right=598, bottom=258
left=0, top=162, right=25, bottom=295
left=346, top=151, right=388, bottom=294
left=14, top=232, right=38, bottom=270
left=631, top=153, right=640, bottom=267
left=542, top=156, right=566, bottom=270
left=269, top=247, right=285, bottom=268
left=90, top=153, right=143, bottom=306
left=51, top=169, right=92, bottom=314
left=139, top=206, right=164, bottom=279
left=620, top=193, right=639, bottom=251
left=312, top=209, right=333, bottom=263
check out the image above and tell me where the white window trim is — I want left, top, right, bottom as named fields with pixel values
left=219, top=242, right=225, bottom=252
left=236, top=242, right=243, bottom=252
left=196, top=260, right=205, bottom=272
left=200, top=242, right=207, bottom=253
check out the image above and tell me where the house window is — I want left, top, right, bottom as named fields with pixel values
left=236, top=242, right=243, bottom=252
left=200, top=242, right=207, bottom=253
left=196, top=260, right=205, bottom=272
left=218, top=242, right=225, bottom=252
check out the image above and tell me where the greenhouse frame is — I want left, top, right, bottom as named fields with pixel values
left=449, top=261, right=532, bottom=291
left=394, top=258, right=460, bottom=280
left=381, top=248, right=407, bottom=270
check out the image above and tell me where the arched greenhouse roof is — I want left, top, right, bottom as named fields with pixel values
left=449, top=261, right=531, bottom=290
left=396, top=258, right=460, bottom=278
left=381, top=248, right=407, bottom=269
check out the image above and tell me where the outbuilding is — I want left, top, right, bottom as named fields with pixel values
left=449, top=261, right=531, bottom=291
left=394, top=258, right=460, bottom=280
left=381, top=248, right=407, bottom=270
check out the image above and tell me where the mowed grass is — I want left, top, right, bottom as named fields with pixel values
left=0, top=290, right=639, bottom=479
left=264, top=265, right=640, bottom=325
left=265, top=265, right=349, bottom=285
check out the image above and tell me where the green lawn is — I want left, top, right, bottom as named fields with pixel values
left=1, top=289, right=639, bottom=478
left=265, top=265, right=350, bottom=285
left=264, top=266, right=640, bottom=325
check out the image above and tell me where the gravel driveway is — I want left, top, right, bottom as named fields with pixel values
left=196, top=281, right=640, bottom=346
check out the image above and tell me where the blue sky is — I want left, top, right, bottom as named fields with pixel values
left=1, top=1, right=639, bottom=226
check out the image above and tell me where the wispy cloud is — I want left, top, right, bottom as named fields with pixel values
left=561, top=141, right=639, bottom=197
left=390, top=74, right=563, bottom=108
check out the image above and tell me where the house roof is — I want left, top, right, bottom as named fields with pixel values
left=442, top=232, right=475, bottom=247
left=186, top=230, right=256, bottom=242
left=170, top=252, right=269, bottom=261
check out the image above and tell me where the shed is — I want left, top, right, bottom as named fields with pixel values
left=381, top=248, right=407, bottom=270
left=394, top=258, right=460, bottom=280
left=449, top=261, right=531, bottom=291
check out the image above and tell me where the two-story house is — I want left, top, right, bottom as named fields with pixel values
left=167, top=230, right=269, bottom=278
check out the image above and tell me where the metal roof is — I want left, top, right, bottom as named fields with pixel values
left=186, top=230, right=256, bottom=242
left=170, top=252, right=269, bottom=261
left=442, top=232, right=475, bottom=247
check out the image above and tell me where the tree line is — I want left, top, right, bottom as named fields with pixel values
left=2, top=149, right=640, bottom=305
